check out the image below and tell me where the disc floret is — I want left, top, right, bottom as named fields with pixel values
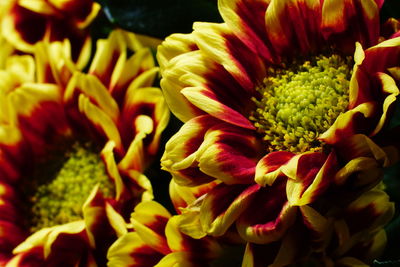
left=250, top=54, right=353, bottom=153
left=29, top=142, right=114, bottom=232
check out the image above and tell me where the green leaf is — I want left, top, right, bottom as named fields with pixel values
left=96, top=0, right=222, bottom=39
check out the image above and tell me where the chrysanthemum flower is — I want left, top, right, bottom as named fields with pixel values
left=107, top=200, right=222, bottom=267
left=0, top=29, right=169, bottom=266
left=0, top=0, right=100, bottom=53
left=158, top=0, right=400, bottom=265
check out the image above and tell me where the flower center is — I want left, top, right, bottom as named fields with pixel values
left=250, top=54, right=352, bottom=153
left=27, top=142, right=114, bottom=232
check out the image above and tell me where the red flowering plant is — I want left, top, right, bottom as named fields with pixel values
left=157, top=0, right=400, bottom=265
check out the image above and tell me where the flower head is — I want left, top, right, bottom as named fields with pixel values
left=158, top=0, right=400, bottom=265
left=0, top=29, right=169, bottom=265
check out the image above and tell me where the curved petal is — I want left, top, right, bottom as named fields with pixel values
left=200, top=183, right=259, bottom=237
left=130, top=201, right=171, bottom=255
left=236, top=179, right=296, bottom=244
left=165, top=216, right=221, bottom=260
left=169, top=179, right=218, bottom=213
left=161, top=115, right=221, bottom=186
left=107, top=232, right=163, bottom=267
left=265, top=0, right=323, bottom=55
left=197, top=123, right=261, bottom=184
left=286, top=152, right=339, bottom=206
left=182, top=86, right=255, bottom=130
left=321, top=0, right=380, bottom=51
left=193, top=22, right=266, bottom=91
left=218, top=0, right=272, bottom=61
left=255, top=151, right=295, bottom=186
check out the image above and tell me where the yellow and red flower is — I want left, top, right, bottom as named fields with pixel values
left=0, top=29, right=169, bottom=266
left=107, top=200, right=222, bottom=267
left=158, top=0, right=400, bottom=265
left=0, top=0, right=100, bottom=53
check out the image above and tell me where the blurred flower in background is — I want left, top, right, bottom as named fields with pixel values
left=0, top=0, right=100, bottom=53
left=158, top=0, right=400, bottom=265
left=0, top=27, right=169, bottom=266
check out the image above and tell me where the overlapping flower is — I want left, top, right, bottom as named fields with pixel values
left=0, top=0, right=100, bottom=52
left=158, top=0, right=400, bottom=265
left=0, top=29, right=169, bottom=266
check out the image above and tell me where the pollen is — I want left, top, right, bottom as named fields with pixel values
left=250, top=54, right=352, bottom=153
left=28, top=142, right=115, bottom=232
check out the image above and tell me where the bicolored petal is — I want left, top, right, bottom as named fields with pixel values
left=119, top=86, right=169, bottom=157
left=264, top=0, right=323, bottom=55
left=8, top=83, right=71, bottom=155
left=236, top=179, right=297, bottom=244
left=130, top=201, right=171, bottom=255
left=82, top=186, right=119, bottom=251
left=107, top=232, right=164, bottom=267
left=169, top=179, right=218, bottom=213
left=165, top=216, right=221, bottom=260
left=343, top=189, right=394, bottom=235
left=200, top=183, right=260, bottom=237
left=196, top=123, right=261, bottom=184
left=319, top=102, right=376, bottom=145
left=182, top=86, right=255, bottom=130
left=154, top=251, right=205, bottom=267
left=193, top=22, right=266, bottom=91
left=157, top=33, right=198, bottom=72
left=34, top=37, right=92, bottom=85
left=255, top=151, right=295, bottom=186
left=218, top=0, right=272, bottom=61
left=12, top=221, right=90, bottom=266
left=161, top=115, right=221, bottom=186
left=321, top=0, right=380, bottom=51
left=285, top=152, right=339, bottom=206
left=299, top=205, right=331, bottom=251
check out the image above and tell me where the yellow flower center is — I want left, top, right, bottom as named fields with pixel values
left=250, top=54, right=352, bottom=153
left=27, top=142, right=114, bottom=232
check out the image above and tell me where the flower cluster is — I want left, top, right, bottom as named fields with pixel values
left=0, top=0, right=400, bottom=266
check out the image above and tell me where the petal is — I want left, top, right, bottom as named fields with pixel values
left=286, top=152, right=339, bottom=206
left=64, top=72, right=120, bottom=123
left=77, top=94, right=123, bottom=152
left=371, top=73, right=400, bottom=136
left=200, top=183, right=259, bottom=236
left=193, top=22, right=266, bottom=91
left=236, top=180, right=297, bottom=244
left=161, top=115, right=221, bottom=186
left=255, top=151, right=295, bottom=187
left=158, top=52, right=206, bottom=122
left=119, top=87, right=170, bottom=157
left=13, top=221, right=90, bottom=265
left=165, top=216, right=221, bottom=260
left=88, top=30, right=128, bottom=89
left=319, top=102, right=376, bottom=145
left=130, top=201, right=171, bottom=255
left=182, top=86, right=255, bottom=130
left=107, top=232, right=164, bottom=267
left=157, top=33, right=198, bottom=72
left=321, top=0, right=380, bottom=51
left=343, top=189, right=394, bottom=235
left=197, top=123, right=261, bottom=184
left=154, top=251, right=205, bottom=267
left=265, top=0, right=323, bottom=55
left=82, top=186, right=117, bottom=249
left=219, top=0, right=272, bottom=61
left=169, top=179, right=218, bottom=213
